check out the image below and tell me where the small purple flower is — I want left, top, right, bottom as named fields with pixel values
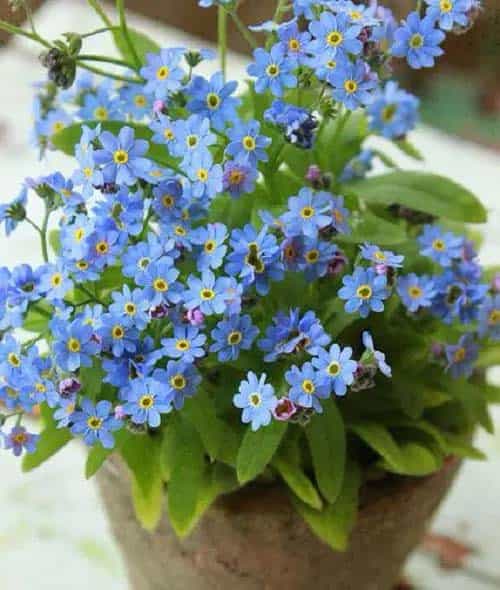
left=445, top=334, right=479, bottom=379
left=2, top=426, right=39, bottom=456
left=273, top=397, right=297, bottom=422
left=223, top=162, right=258, bottom=198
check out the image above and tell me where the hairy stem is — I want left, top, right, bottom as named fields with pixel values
left=116, top=0, right=141, bottom=70
left=76, top=60, right=143, bottom=83
left=0, top=19, right=51, bottom=48
left=87, top=0, right=113, bottom=27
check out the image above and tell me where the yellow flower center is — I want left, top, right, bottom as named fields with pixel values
left=266, top=64, right=280, bottom=77
left=227, top=331, right=243, bottom=346
left=35, top=382, right=47, bottom=393
left=156, top=66, right=170, bottom=80
left=161, top=194, right=175, bottom=209
left=410, top=33, right=424, bottom=49
left=76, top=260, right=89, bottom=271
left=356, top=284, right=373, bottom=300
left=67, top=338, right=81, bottom=353
left=134, top=94, right=147, bottom=107
left=74, top=228, right=85, bottom=242
left=453, top=347, right=466, bottom=363
left=300, top=206, right=315, bottom=219
left=249, top=393, right=261, bottom=407
left=350, top=10, right=362, bottom=20
left=52, top=121, right=65, bottom=134
left=13, top=431, right=28, bottom=444
left=204, top=239, right=216, bottom=253
left=187, top=134, right=199, bottom=148
left=153, top=278, right=168, bottom=292
left=440, top=0, right=453, bottom=12
left=83, top=167, right=93, bottom=178
left=95, top=241, right=109, bottom=255
left=50, top=273, right=63, bottom=287
left=374, top=251, right=386, bottom=261
left=302, top=379, right=316, bottom=395
left=8, top=353, right=20, bottom=367
left=206, top=93, right=221, bottom=109
left=197, top=168, right=209, bottom=182
left=175, top=339, right=190, bottom=351
left=170, top=374, right=186, bottom=390
left=288, top=38, right=300, bottom=52
left=124, top=303, right=136, bottom=316
left=113, top=149, right=129, bottom=165
left=327, top=30, right=343, bottom=46
left=432, top=239, right=446, bottom=252
left=408, top=286, right=423, bottom=299
left=305, top=249, right=320, bottom=264
left=93, top=106, right=108, bottom=121
left=139, top=395, right=154, bottom=409
left=112, top=325, right=125, bottom=340
left=489, top=309, right=500, bottom=325
left=344, top=79, right=358, bottom=94
left=87, top=416, right=103, bottom=430
left=327, top=362, right=341, bottom=376
left=229, top=170, right=244, bottom=185
left=164, top=128, right=175, bottom=141
left=200, top=288, right=215, bottom=301
left=243, top=136, right=256, bottom=151
left=382, top=104, right=397, bottom=122
left=174, top=225, right=187, bottom=237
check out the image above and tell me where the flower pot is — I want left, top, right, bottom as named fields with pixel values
left=96, top=456, right=460, bottom=590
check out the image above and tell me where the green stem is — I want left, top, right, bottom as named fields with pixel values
left=0, top=20, right=51, bottom=48
left=87, top=0, right=113, bottom=27
left=273, top=0, right=289, bottom=23
left=116, top=0, right=141, bottom=70
left=80, top=27, right=113, bottom=39
left=228, top=9, right=258, bottom=50
left=76, top=61, right=143, bottom=83
left=218, top=6, right=228, bottom=81
left=40, top=205, right=50, bottom=263
left=78, top=53, right=134, bottom=68
left=333, top=109, right=352, bottom=146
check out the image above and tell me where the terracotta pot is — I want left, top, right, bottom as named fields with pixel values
left=96, top=456, right=460, bottom=590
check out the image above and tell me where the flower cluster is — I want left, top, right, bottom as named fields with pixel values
left=0, top=0, right=494, bottom=530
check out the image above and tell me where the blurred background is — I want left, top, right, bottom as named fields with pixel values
left=0, top=1, right=499, bottom=589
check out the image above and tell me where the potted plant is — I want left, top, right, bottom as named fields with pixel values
left=1, top=0, right=498, bottom=588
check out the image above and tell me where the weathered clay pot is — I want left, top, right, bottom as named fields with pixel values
left=96, top=456, right=460, bottom=590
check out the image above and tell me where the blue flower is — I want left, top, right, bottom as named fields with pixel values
left=330, top=195, right=351, bottom=234
left=152, top=179, right=186, bottom=221
left=39, top=261, right=73, bottom=302
left=226, top=120, right=271, bottom=166
left=247, top=45, right=297, bottom=97
left=109, top=285, right=151, bottom=330
left=210, top=314, right=259, bottom=362
left=233, top=372, right=278, bottom=431
left=198, top=0, right=232, bottom=6
left=87, top=226, right=127, bottom=270
left=265, top=100, right=318, bottom=149
left=307, top=11, right=363, bottom=59
left=159, top=324, right=207, bottom=362
left=140, top=48, right=185, bottom=98
left=367, top=81, right=420, bottom=139
left=445, top=333, right=478, bottom=379
left=331, top=60, right=378, bottom=110
left=122, top=234, right=171, bottom=279
left=300, top=237, right=338, bottom=280
left=94, top=126, right=152, bottom=186
left=418, top=225, right=464, bottom=267
left=183, top=270, right=232, bottom=315
left=123, top=377, right=172, bottom=427
left=191, top=223, right=228, bottom=271
left=277, top=19, right=311, bottom=65
left=78, top=84, right=123, bottom=122
left=426, top=0, right=471, bottom=31
left=312, top=343, right=358, bottom=396
left=293, top=0, right=316, bottom=18
left=154, top=361, right=202, bottom=410
left=478, top=295, right=500, bottom=341
left=392, top=11, right=445, bottom=69
left=286, top=362, right=330, bottom=413
left=60, top=214, right=94, bottom=261
left=52, top=317, right=100, bottom=371
left=225, top=224, right=284, bottom=295
left=71, top=399, right=122, bottom=449
left=0, top=186, right=27, bottom=236
left=186, top=151, right=223, bottom=201
left=98, top=313, right=139, bottom=358
left=72, top=146, right=103, bottom=198
left=338, top=267, right=389, bottom=318
left=282, top=188, right=332, bottom=239
left=223, top=162, right=258, bottom=198
left=397, top=273, right=437, bottom=312
left=258, top=309, right=331, bottom=362
left=150, top=114, right=178, bottom=147
left=2, top=426, right=39, bottom=456
left=360, top=243, right=405, bottom=269
left=361, top=331, right=392, bottom=378
left=187, top=72, right=240, bottom=131
left=135, top=259, right=182, bottom=306
left=120, top=84, right=154, bottom=119
left=170, top=115, right=216, bottom=164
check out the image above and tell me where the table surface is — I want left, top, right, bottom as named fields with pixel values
left=0, top=1, right=499, bottom=589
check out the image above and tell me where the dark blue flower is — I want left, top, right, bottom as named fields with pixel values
left=210, top=314, right=259, bottom=362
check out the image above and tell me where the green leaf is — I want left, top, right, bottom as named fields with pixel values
left=372, top=149, right=399, bottom=169
left=112, top=27, right=160, bottom=65
left=305, top=399, right=346, bottom=503
left=236, top=421, right=287, bottom=485
left=337, top=210, right=407, bottom=245
left=346, top=172, right=487, bottom=223
left=79, top=360, right=105, bottom=400
left=23, top=301, right=52, bottom=333
left=167, top=417, right=207, bottom=537
left=393, top=139, right=424, bottom=161
left=292, top=461, right=361, bottom=551
left=273, top=439, right=323, bottom=510
left=349, top=421, right=403, bottom=471
left=22, top=407, right=72, bottom=471
left=85, top=445, right=113, bottom=479
left=48, top=229, right=61, bottom=254
left=477, top=344, right=500, bottom=369
left=120, top=431, right=164, bottom=530
left=379, top=442, right=442, bottom=476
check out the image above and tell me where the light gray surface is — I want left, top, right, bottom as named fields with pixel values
left=0, top=1, right=499, bottom=588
